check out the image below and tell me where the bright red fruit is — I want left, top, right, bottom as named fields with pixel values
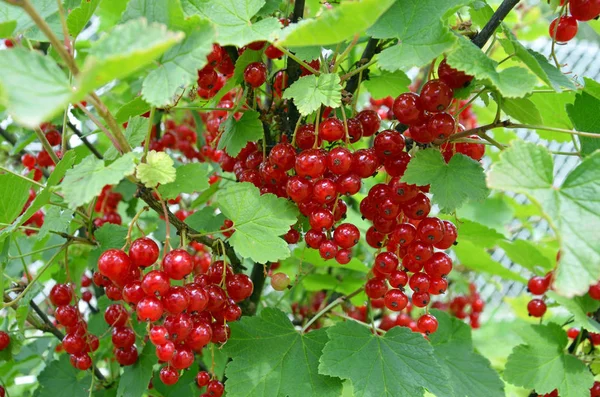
left=129, top=237, right=160, bottom=268
left=549, top=16, right=578, bottom=43
left=163, top=249, right=194, bottom=280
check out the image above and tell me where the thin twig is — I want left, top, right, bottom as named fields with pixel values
left=66, top=122, right=104, bottom=159
left=301, top=287, right=364, bottom=332
left=472, top=0, right=522, bottom=48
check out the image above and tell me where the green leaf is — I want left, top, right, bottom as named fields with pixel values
left=446, top=36, right=537, bottom=98
left=584, top=77, right=600, bottom=101
left=0, top=20, right=16, bottom=38
left=277, top=0, right=394, bottom=47
left=0, top=172, right=31, bottom=224
left=529, top=92, right=575, bottom=141
left=282, top=74, right=342, bottom=116
left=62, top=152, right=138, bottom=209
left=157, top=163, right=209, bottom=199
left=77, top=19, right=184, bottom=95
left=319, top=320, right=448, bottom=397
left=363, top=70, right=410, bottom=99
left=0, top=0, right=58, bottom=35
left=500, top=28, right=576, bottom=92
left=222, top=308, right=343, bottom=397
left=456, top=219, right=505, bottom=248
left=504, top=323, right=594, bottom=396
left=121, top=0, right=186, bottom=28
left=136, top=150, right=176, bottom=188
left=105, top=116, right=149, bottom=160
left=183, top=0, right=280, bottom=47
left=488, top=140, right=600, bottom=296
left=453, top=240, right=527, bottom=283
left=218, top=182, right=299, bottom=263
left=370, top=0, right=470, bottom=71
left=117, top=343, right=157, bottom=397
left=401, top=149, right=489, bottom=213
left=142, top=21, right=215, bottom=106
left=88, top=223, right=128, bottom=268
left=429, top=310, right=505, bottom=397
left=67, top=0, right=101, bottom=37
left=498, top=239, right=553, bottom=274
left=547, top=291, right=600, bottom=333
left=0, top=47, right=71, bottom=128
left=292, top=244, right=369, bottom=273
left=34, top=355, right=92, bottom=397
left=501, top=97, right=543, bottom=125
left=0, top=151, right=76, bottom=241
left=185, top=206, right=226, bottom=233
left=36, top=207, right=74, bottom=241
left=456, top=195, right=515, bottom=232
left=567, top=91, right=600, bottom=157
left=115, top=97, right=151, bottom=124
left=217, top=111, right=265, bottom=157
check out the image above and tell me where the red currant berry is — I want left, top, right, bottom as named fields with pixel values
left=393, top=93, right=423, bottom=125
left=142, top=270, right=171, bottom=296
left=319, top=118, right=345, bottom=142
left=420, top=79, right=453, bottom=113
left=365, top=277, right=388, bottom=299
left=417, top=314, right=438, bottom=334
left=129, top=237, right=160, bottom=268
left=0, top=331, right=10, bottom=351
left=197, top=371, right=211, bottom=387
left=159, top=366, right=179, bottom=385
left=569, top=0, right=600, bottom=21
left=50, top=283, right=73, bottom=306
left=333, top=223, right=360, bottom=249
left=327, top=147, right=353, bottom=175
left=437, top=59, right=473, bottom=89
left=295, top=149, right=326, bottom=178
left=527, top=299, right=547, bottom=317
left=356, top=110, right=381, bottom=137
left=528, top=276, right=550, bottom=295
left=98, top=249, right=131, bottom=286
left=373, top=130, right=405, bottom=158
left=384, top=289, right=408, bottom=311
left=243, top=62, right=267, bottom=88
left=549, top=15, right=578, bottom=43
left=136, top=296, right=164, bottom=322
left=163, top=249, right=194, bottom=280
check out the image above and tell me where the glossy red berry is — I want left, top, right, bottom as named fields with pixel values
left=356, top=110, right=381, bottom=137
left=373, top=130, right=405, bottom=158
left=319, top=240, right=338, bottom=260
left=417, top=314, right=438, bottom=334
left=129, top=237, right=160, bottom=268
left=365, top=277, right=388, bottom=299
left=286, top=176, right=312, bottom=203
left=243, top=62, right=267, bottom=88
left=112, top=326, right=136, bottom=348
left=98, top=249, right=131, bottom=286
left=163, top=286, right=190, bottom=314
left=197, top=371, right=211, bottom=387
left=295, top=149, right=326, bottom=178
left=50, top=283, right=73, bottom=306
left=384, top=289, right=408, bottom=312
left=327, top=147, right=353, bottom=175
left=335, top=249, right=352, bottom=264
left=159, top=366, right=179, bottom=385
left=424, top=252, right=453, bottom=278
left=589, top=282, right=600, bottom=300
left=319, top=118, right=345, bottom=142
left=437, top=59, right=473, bottom=89
left=434, top=221, right=457, bottom=249
left=309, top=208, right=334, bottom=230
left=416, top=217, right=445, bottom=244
left=393, top=93, right=423, bottom=125
left=420, top=79, right=453, bottom=113
left=569, top=0, right=600, bottom=21
left=527, top=276, right=550, bottom=295
left=105, top=304, right=129, bottom=327
left=269, top=143, right=296, bottom=171
left=312, top=178, right=337, bottom=204
left=163, top=249, right=193, bottom=280
left=549, top=16, right=578, bottom=43
left=409, top=272, right=431, bottom=293
left=136, top=296, right=164, bottom=322
left=207, top=380, right=225, bottom=397
left=527, top=298, right=547, bottom=318
left=374, top=252, right=399, bottom=274
left=55, top=305, right=79, bottom=327
left=142, top=270, right=171, bottom=296
left=226, top=274, right=254, bottom=302
left=333, top=223, right=360, bottom=249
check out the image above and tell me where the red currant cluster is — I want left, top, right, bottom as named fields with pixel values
left=525, top=272, right=554, bottom=318
left=549, top=0, right=600, bottom=43
left=92, top=185, right=124, bottom=227
left=535, top=381, right=600, bottom=396
left=20, top=123, right=62, bottom=181
left=94, top=237, right=253, bottom=388
left=51, top=283, right=100, bottom=370
left=431, top=283, right=485, bottom=328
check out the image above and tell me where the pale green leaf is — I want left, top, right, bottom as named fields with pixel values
left=371, top=0, right=471, bottom=71
left=584, top=77, right=600, bottom=101
left=0, top=0, right=58, bottom=35
left=0, top=47, right=71, bottom=128
left=105, top=116, right=149, bottom=160
left=429, top=310, right=505, bottom=397
left=282, top=74, right=342, bottom=116
left=67, top=0, right=101, bottom=37
left=278, top=0, right=395, bottom=47
left=0, top=172, right=31, bottom=224
left=157, top=163, right=209, bottom=199
left=546, top=291, right=600, bottom=333
left=142, top=21, right=215, bottom=106
left=500, top=28, right=576, bottom=92
left=88, top=223, right=128, bottom=267
left=456, top=195, right=515, bottom=232
left=504, top=323, right=594, bottom=396
left=502, top=97, right=543, bottom=125
left=528, top=92, right=575, bottom=141
left=446, top=36, right=537, bottom=98
left=222, top=308, right=343, bottom=397
left=218, top=183, right=298, bottom=263
left=453, top=240, right=527, bottom=283
left=62, top=152, right=138, bottom=209
left=136, top=150, right=176, bottom=188
left=184, top=206, right=226, bottom=233
left=292, top=244, right=369, bottom=273
left=401, top=149, right=489, bottom=213
left=121, top=0, right=186, bottom=29
left=183, top=0, right=280, bottom=47
left=77, top=19, right=184, bottom=95
left=36, top=207, right=74, bottom=241
left=115, top=96, right=151, bottom=123
left=319, top=320, right=449, bottom=397
left=363, top=70, right=410, bottom=99
left=498, top=239, right=553, bottom=274
left=217, top=111, right=264, bottom=157
left=488, top=140, right=600, bottom=296
left=456, top=219, right=505, bottom=248
left=567, top=91, right=600, bottom=157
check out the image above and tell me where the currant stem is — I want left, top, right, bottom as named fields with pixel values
left=301, top=287, right=364, bottom=332
left=275, top=45, right=320, bottom=76
left=143, top=107, right=156, bottom=161
left=33, top=127, right=60, bottom=165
